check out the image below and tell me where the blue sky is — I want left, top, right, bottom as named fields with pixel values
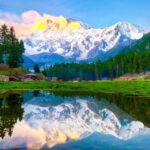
left=0, top=0, right=150, bottom=29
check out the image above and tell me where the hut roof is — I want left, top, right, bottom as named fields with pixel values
left=25, top=73, right=37, bottom=77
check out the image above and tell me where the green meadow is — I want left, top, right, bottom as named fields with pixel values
left=0, top=80, right=150, bottom=96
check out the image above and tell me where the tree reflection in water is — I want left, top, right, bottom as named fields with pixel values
left=0, top=94, right=24, bottom=139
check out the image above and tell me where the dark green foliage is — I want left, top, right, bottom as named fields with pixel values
left=44, top=50, right=150, bottom=80
left=0, top=24, right=24, bottom=68
left=0, top=94, right=24, bottom=138
left=0, top=46, right=3, bottom=63
left=44, top=33, right=150, bottom=80
left=0, top=24, right=9, bottom=63
left=34, top=64, right=40, bottom=73
left=42, top=69, right=48, bottom=76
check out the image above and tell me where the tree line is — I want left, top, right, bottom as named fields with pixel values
left=43, top=50, right=150, bottom=80
left=0, top=24, right=25, bottom=68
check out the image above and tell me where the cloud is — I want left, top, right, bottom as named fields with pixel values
left=0, top=10, right=82, bottom=39
left=0, top=11, right=21, bottom=23
left=0, top=10, right=43, bottom=38
left=21, top=10, right=42, bottom=24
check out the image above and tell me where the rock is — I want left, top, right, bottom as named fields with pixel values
left=0, top=75, right=9, bottom=82
left=22, top=78, right=34, bottom=82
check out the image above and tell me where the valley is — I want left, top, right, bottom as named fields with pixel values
left=0, top=1, right=150, bottom=149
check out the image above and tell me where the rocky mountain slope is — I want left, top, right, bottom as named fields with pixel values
left=22, top=17, right=145, bottom=67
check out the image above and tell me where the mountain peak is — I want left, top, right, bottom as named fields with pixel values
left=115, top=21, right=134, bottom=26
left=111, top=21, right=144, bottom=39
left=24, top=21, right=144, bottom=66
left=32, top=15, right=88, bottom=32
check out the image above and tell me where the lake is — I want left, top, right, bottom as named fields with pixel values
left=0, top=90, right=150, bottom=150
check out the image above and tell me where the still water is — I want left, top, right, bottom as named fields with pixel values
left=0, top=90, right=150, bottom=150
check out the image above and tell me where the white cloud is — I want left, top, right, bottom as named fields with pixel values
left=0, top=11, right=21, bottom=23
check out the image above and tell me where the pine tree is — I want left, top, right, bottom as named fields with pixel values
left=7, top=43, right=20, bottom=68
left=6, top=26, right=24, bottom=68
left=0, top=45, right=3, bottom=63
left=0, top=24, right=9, bottom=63
left=9, top=27, right=17, bottom=43
left=7, top=27, right=18, bottom=68
left=34, top=64, right=40, bottom=73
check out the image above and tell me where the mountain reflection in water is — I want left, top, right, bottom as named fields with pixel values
left=0, top=90, right=150, bottom=150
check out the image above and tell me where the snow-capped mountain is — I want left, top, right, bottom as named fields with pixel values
left=23, top=19, right=144, bottom=66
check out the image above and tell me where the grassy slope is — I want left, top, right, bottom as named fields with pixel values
left=0, top=80, right=150, bottom=96
left=0, top=68, right=30, bottom=76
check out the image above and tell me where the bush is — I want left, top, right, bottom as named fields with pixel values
left=0, top=64, right=9, bottom=70
left=144, top=76, right=150, bottom=80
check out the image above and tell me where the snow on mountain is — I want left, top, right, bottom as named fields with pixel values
left=25, top=21, right=144, bottom=64
left=21, top=18, right=144, bottom=65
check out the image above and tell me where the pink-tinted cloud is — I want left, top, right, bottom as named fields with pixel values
left=0, top=10, right=42, bottom=39
left=0, top=10, right=82, bottom=39
left=21, top=10, right=42, bottom=24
